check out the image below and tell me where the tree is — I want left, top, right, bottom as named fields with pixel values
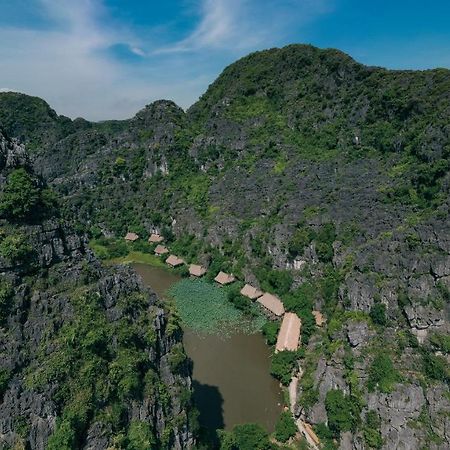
left=363, top=411, right=382, bottom=449
left=367, top=353, right=399, bottom=393
left=232, top=423, right=273, bottom=450
left=0, top=168, right=56, bottom=221
left=0, top=168, right=41, bottom=220
left=422, top=351, right=449, bottom=382
left=262, top=321, right=280, bottom=346
left=127, top=420, right=156, bottom=450
left=325, top=389, right=361, bottom=436
left=0, top=278, right=14, bottom=324
left=0, top=233, right=32, bottom=263
left=370, top=303, right=387, bottom=326
left=270, top=351, right=297, bottom=385
left=274, top=411, right=297, bottom=442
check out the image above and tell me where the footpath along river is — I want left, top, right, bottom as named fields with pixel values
left=133, top=263, right=283, bottom=434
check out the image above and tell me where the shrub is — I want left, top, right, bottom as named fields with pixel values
left=283, top=282, right=316, bottom=344
left=422, top=351, right=449, bottom=382
left=429, top=333, right=450, bottom=354
left=0, top=278, right=14, bottom=323
left=0, top=168, right=55, bottom=221
left=288, top=226, right=313, bottom=258
left=274, top=411, right=297, bottom=442
left=270, top=351, right=297, bottom=385
left=367, top=353, right=400, bottom=393
left=0, top=233, right=32, bottom=263
left=168, top=343, right=187, bottom=373
left=127, top=420, right=156, bottom=450
left=315, top=223, right=336, bottom=263
left=257, top=268, right=293, bottom=296
left=325, top=389, right=361, bottom=436
left=369, top=303, right=387, bottom=326
left=46, top=419, right=77, bottom=450
left=221, top=423, right=272, bottom=450
left=363, top=410, right=383, bottom=449
left=262, top=321, right=280, bottom=345
left=0, top=368, right=12, bottom=398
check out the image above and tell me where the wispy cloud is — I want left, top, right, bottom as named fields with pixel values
left=157, top=0, right=331, bottom=54
left=0, top=0, right=331, bottom=120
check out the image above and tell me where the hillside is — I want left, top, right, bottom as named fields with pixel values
left=0, top=44, right=449, bottom=450
left=0, top=130, right=195, bottom=449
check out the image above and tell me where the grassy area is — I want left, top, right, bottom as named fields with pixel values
left=168, top=278, right=266, bottom=336
left=107, top=251, right=166, bottom=267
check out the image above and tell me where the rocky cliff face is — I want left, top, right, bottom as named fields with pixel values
left=0, top=44, right=449, bottom=450
left=0, top=130, right=195, bottom=449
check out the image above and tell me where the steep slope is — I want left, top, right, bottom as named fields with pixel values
left=0, top=130, right=195, bottom=449
left=0, top=44, right=449, bottom=450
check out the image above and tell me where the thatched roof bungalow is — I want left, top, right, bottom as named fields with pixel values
left=240, top=284, right=263, bottom=300
left=276, top=312, right=301, bottom=352
left=148, top=233, right=164, bottom=243
left=214, top=271, right=235, bottom=285
left=302, top=421, right=320, bottom=446
left=166, top=255, right=185, bottom=267
left=257, top=293, right=285, bottom=317
left=189, top=264, right=207, bottom=277
left=154, top=244, right=169, bottom=256
left=124, top=232, right=139, bottom=242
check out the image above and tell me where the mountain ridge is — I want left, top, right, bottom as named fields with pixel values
left=0, top=43, right=449, bottom=450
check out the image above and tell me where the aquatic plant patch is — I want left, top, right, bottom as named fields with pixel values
left=168, top=278, right=265, bottom=335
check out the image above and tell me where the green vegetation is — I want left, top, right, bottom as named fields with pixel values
left=126, top=420, right=157, bottom=450
left=429, top=332, right=450, bottom=354
left=363, top=411, right=383, bottom=449
left=168, top=278, right=265, bottom=335
left=27, top=290, right=174, bottom=449
left=421, top=351, right=449, bottom=383
left=369, top=303, right=387, bottom=326
left=283, top=282, right=316, bottom=344
left=256, top=268, right=293, bottom=297
left=219, top=423, right=273, bottom=450
left=0, top=278, right=14, bottom=324
left=367, top=353, right=400, bottom=393
left=0, top=368, right=12, bottom=398
left=274, top=411, right=297, bottom=442
left=0, top=232, right=32, bottom=263
left=325, top=389, right=361, bottom=436
left=262, top=321, right=280, bottom=346
left=314, top=423, right=337, bottom=450
left=288, top=223, right=336, bottom=263
left=270, top=350, right=297, bottom=385
left=0, top=168, right=56, bottom=222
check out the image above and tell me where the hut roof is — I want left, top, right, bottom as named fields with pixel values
left=312, top=310, right=325, bottom=327
left=148, top=233, right=164, bottom=243
left=302, top=421, right=320, bottom=446
left=276, top=312, right=301, bottom=352
left=189, top=264, right=207, bottom=277
left=257, top=293, right=285, bottom=317
left=214, top=271, right=235, bottom=285
left=124, top=232, right=139, bottom=241
left=154, top=244, right=169, bottom=255
left=240, top=283, right=263, bottom=300
left=166, top=255, right=185, bottom=267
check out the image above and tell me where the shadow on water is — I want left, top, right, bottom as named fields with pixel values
left=192, top=380, right=224, bottom=449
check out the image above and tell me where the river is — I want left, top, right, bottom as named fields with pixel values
left=133, top=263, right=283, bottom=436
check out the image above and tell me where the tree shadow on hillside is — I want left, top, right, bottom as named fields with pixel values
left=192, top=380, right=224, bottom=449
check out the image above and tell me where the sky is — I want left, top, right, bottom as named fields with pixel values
left=0, top=0, right=449, bottom=121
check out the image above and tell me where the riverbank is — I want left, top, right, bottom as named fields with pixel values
left=92, top=241, right=305, bottom=448
left=133, top=263, right=284, bottom=438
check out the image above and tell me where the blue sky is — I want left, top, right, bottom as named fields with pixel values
left=0, top=0, right=449, bottom=120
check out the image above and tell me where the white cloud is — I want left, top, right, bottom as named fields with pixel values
left=0, top=0, right=331, bottom=120
left=157, top=0, right=332, bottom=54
